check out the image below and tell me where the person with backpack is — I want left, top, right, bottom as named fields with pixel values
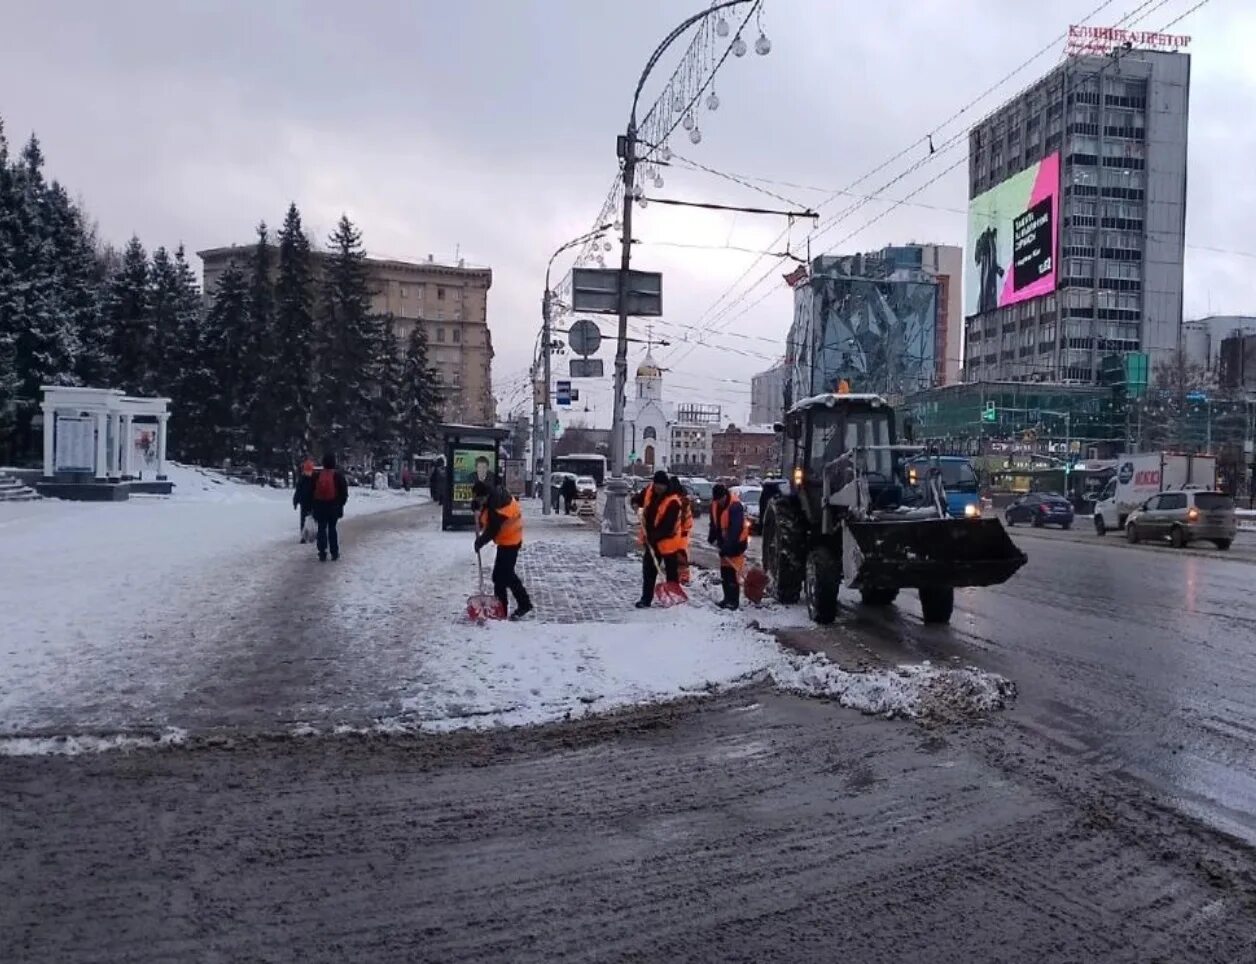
left=311, top=452, right=349, bottom=562
left=293, top=458, right=316, bottom=543
left=472, top=478, right=534, bottom=620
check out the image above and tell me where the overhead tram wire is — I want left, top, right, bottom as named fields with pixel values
left=663, top=0, right=1180, bottom=370
left=679, top=0, right=1125, bottom=337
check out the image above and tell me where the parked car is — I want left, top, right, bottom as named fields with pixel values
left=1005, top=492, right=1075, bottom=529
left=1124, top=489, right=1236, bottom=549
left=732, top=484, right=763, bottom=533
left=682, top=476, right=714, bottom=515
left=575, top=475, right=597, bottom=499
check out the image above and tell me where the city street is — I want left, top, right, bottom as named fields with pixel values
left=4, top=492, right=1256, bottom=962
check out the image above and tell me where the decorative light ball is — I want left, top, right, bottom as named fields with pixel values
left=706, top=90, right=720, bottom=111
left=715, top=15, right=730, bottom=37
left=689, top=125, right=703, bottom=145
left=597, top=255, right=606, bottom=268
left=613, top=220, right=623, bottom=231
left=653, top=174, right=664, bottom=189
left=638, top=195, right=648, bottom=209
left=603, top=240, right=613, bottom=252
left=660, top=145, right=673, bottom=162
left=672, top=92, right=686, bottom=112
left=682, top=112, right=695, bottom=131
left=732, top=36, right=747, bottom=57
left=755, top=32, right=771, bottom=55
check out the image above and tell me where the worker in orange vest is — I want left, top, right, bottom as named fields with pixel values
left=630, top=470, right=685, bottom=608
left=669, top=474, right=694, bottom=585
left=708, top=483, right=751, bottom=610
left=472, top=479, right=534, bottom=621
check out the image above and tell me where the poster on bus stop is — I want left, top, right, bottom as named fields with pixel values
left=451, top=448, right=496, bottom=514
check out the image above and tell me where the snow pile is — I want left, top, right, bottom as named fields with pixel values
left=770, top=654, right=1015, bottom=722
left=0, top=727, right=187, bottom=757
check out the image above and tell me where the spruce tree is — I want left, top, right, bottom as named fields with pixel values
left=201, top=259, right=251, bottom=461
left=169, top=245, right=211, bottom=461
left=273, top=203, right=315, bottom=466
left=244, top=221, right=278, bottom=467
left=105, top=235, right=151, bottom=392
left=314, top=214, right=376, bottom=456
left=370, top=316, right=405, bottom=464
left=144, top=246, right=180, bottom=395
left=43, top=182, right=106, bottom=388
left=0, top=121, right=19, bottom=452
left=11, top=136, right=79, bottom=404
left=399, top=321, right=443, bottom=461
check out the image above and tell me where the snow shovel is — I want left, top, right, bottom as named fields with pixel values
left=466, top=547, right=506, bottom=622
left=646, top=542, right=688, bottom=608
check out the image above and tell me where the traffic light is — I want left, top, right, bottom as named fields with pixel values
left=981, top=401, right=996, bottom=423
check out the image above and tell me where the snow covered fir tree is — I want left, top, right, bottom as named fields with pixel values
left=0, top=116, right=444, bottom=473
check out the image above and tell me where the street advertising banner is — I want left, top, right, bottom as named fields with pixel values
left=55, top=415, right=95, bottom=473
left=131, top=422, right=159, bottom=475
left=450, top=446, right=497, bottom=519
left=965, top=152, right=1060, bottom=316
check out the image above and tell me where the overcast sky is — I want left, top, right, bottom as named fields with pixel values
left=2, top=0, right=1250, bottom=426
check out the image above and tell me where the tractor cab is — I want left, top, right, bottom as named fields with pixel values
left=781, top=392, right=905, bottom=522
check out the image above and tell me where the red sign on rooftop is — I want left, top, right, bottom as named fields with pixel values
left=1066, top=24, right=1191, bottom=57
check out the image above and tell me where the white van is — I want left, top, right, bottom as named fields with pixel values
left=1093, top=453, right=1216, bottom=534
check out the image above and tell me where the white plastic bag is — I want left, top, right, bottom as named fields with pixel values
left=301, top=515, right=316, bottom=543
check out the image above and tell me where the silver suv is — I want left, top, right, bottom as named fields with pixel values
left=1125, top=489, right=1237, bottom=550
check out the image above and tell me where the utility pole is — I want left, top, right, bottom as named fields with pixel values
left=542, top=287, right=554, bottom=515
left=603, top=0, right=756, bottom=558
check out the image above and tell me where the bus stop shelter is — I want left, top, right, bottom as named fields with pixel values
left=439, top=424, right=509, bottom=531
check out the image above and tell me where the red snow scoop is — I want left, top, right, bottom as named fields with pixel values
left=743, top=565, right=768, bottom=605
left=646, top=542, right=688, bottom=608
left=467, top=548, right=506, bottom=622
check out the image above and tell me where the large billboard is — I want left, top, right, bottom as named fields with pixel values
left=965, top=152, right=1060, bottom=317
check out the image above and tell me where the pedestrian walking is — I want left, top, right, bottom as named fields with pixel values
left=561, top=474, right=578, bottom=515
left=708, top=483, right=751, bottom=610
left=670, top=474, right=694, bottom=586
left=429, top=458, right=446, bottom=506
left=401, top=463, right=412, bottom=493
left=293, top=458, right=315, bottom=543
left=631, top=470, right=685, bottom=608
left=472, top=478, right=534, bottom=620
left=311, top=452, right=349, bottom=562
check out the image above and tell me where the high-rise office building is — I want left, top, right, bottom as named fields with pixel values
left=963, top=46, right=1190, bottom=385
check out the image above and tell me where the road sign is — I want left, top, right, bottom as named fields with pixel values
left=556, top=380, right=571, bottom=406
left=568, top=319, right=602, bottom=357
left=982, top=402, right=997, bottom=423
left=571, top=268, right=663, bottom=317
left=570, top=358, right=604, bottom=378
left=570, top=388, right=580, bottom=402
left=629, top=450, right=637, bottom=462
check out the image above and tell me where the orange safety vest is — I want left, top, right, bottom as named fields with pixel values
left=479, top=496, right=523, bottom=548
left=637, top=487, right=685, bottom=555
left=711, top=496, right=751, bottom=552
left=680, top=498, right=694, bottom=544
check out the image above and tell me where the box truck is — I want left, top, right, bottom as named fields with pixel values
left=1092, top=453, right=1217, bottom=534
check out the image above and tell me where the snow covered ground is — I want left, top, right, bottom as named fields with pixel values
left=0, top=481, right=1014, bottom=754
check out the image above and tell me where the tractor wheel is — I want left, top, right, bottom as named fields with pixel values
left=805, top=546, right=841, bottom=625
left=765, top=499, right=805, bottom=605
left=918, top=586, right=955, bottom=624
left=860, top=587, right=899, bottom=607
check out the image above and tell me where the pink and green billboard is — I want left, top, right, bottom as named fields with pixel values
left=965, top=152, right=1060, bottom=316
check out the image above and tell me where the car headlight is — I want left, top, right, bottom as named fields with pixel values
left=964, top=503, right=980, bottom=518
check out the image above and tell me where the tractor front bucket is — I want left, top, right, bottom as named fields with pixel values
left=843, top=517, right=1026, bottom=592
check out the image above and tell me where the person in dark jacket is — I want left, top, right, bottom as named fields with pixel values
left=293, top=458, right=316, bottom=543
left=429, top=458, right=447, bottom=505
left=310, top=452, right=349, bottom=562
left=472, top=479, right=533, bottom=620
left=401, top=464, right=413, bottom=493
left=561, top=474, right=578, bottom=514
left=708, top=483, right=751, bottom=610
left=630, top=470, right=684, bottom=608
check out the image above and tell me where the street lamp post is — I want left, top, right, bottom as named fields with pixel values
left=602, top=0, right=755, bottom=557
left=542, top=227, right=611, bottom=515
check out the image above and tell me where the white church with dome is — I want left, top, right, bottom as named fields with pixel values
left=622, top=351, right=671, bottom=471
